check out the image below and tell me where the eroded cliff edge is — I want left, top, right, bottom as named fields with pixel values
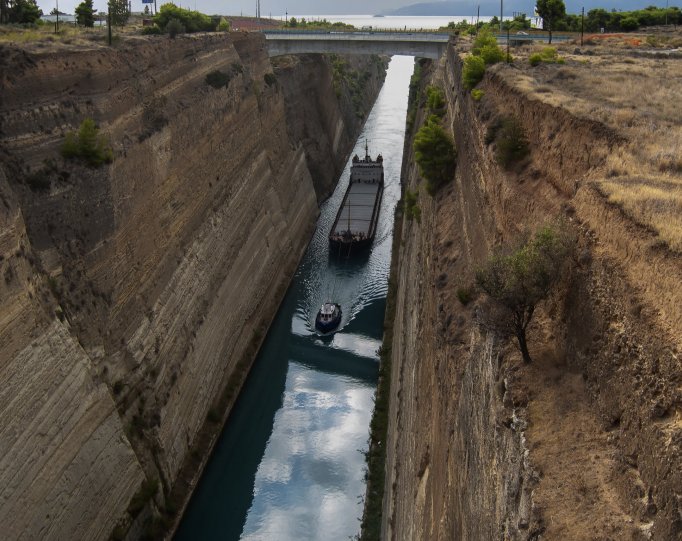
left=0, top=33, right=386, bottom=538
left=383, top=44, right=681, bottom=540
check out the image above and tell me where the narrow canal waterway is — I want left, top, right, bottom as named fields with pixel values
left=176, top=55, right=414, bottom=541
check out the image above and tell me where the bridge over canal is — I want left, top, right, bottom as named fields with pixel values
left=263, top=30, right=453, bottom=59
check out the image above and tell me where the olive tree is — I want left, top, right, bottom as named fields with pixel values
left=476, top=225, right=572, bottom=363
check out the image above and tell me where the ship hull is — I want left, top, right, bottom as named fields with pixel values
left=328, top=158, right=384, bottom=256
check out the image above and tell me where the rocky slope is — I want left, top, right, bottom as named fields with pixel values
left=383, top=43, right=681, bottom=540
left=0, top=33, right=385, bottom=538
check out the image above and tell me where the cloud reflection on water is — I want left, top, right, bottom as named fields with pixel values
left=241, top=361, right=374, bottom=540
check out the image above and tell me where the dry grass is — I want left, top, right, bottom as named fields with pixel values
left=501, top=30, right=682, bottom=250
left=0, top=21, right=144, bottom=49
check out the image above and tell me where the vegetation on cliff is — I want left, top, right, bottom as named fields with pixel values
left=489, top=117, right=530, bottom=169
left=330, top=54, right=384, bottom=119
left=476, top=225, right=572, bottom=363
left=414, top=115, right=456, bottom=194
left=359, top=204, right=402, bottom=541
left=462, top=29, right=506, bottom=91
left=61, top=118, right=113, bottom=167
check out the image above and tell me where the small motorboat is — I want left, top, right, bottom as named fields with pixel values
left=315, top=302, right=342, bottom=333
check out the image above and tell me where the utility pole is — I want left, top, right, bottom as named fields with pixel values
left=107, top=9, right=112, bottom=45
left=580, top=7, right=584, bottom=46
left=500, top=0, right=503, bottom=32
left=665, top=0, right=668, bottom=26
left=55, top=0, right=59, bottom=33
left=476, top=5, right=480, bottom=28
left=506, top=26, right=510, bottom=62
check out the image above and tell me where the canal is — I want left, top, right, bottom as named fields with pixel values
left=175, top=55, right=414, bottom=541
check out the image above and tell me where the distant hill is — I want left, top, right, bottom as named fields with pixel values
left=383, top=1, right=500, bottom=16
left=384, top=0, right=681, bottom=16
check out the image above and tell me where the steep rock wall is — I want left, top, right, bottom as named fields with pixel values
left=0, top=33, right=386, bottom=538
left=383, top=43, right=681, bottom=540
left=274, top=53, right=387, bottom=201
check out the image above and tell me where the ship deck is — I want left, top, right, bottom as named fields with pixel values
left=331, top=182, right=381, bottom=237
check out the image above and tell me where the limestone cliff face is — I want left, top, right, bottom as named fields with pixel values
left=384, top=43, right=681, bottom=540
left=0, top=33, right=385, bottom=538
left=274, top=53, right=388, bottom=201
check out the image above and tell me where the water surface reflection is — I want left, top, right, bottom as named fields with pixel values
left=175, top=55, right=414, bottom=541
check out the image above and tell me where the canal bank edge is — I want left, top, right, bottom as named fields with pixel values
left=358, top=55, right=429, bottom=541
left=0, top=33, right=387, bottom=540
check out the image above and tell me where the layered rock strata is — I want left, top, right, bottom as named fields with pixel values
left=0, top=33, right=385, bottom=538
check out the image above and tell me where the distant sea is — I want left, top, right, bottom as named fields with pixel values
left=284, top=14, right=497, bottom=30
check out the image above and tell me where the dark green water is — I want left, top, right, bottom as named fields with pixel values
left=175, top=55, right=414, bottom=541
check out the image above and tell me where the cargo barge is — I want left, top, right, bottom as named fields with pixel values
left=329, top=142, right=384, bottom=255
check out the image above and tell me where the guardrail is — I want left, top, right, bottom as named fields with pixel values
left=262, top=29, right=453, bottom=36
left=495, top=32, right=574, bottom=43
left=263, top=29, right=573, bottom=44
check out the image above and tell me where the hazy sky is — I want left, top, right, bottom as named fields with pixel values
left=38, top=0, right=677, bottom=23
left=38, top=0, right=412, bottom=18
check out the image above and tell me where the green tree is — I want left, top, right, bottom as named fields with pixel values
left=536, top=0, right=566, bottom=43
left=413, top=115, right=457, bottom=194
left=586, top=8, right=610, bottom=32
left=476, top=226, right=572, bottom=363
left=107, top=0, right=128, bottom=26
left=7, top=0, right=42, bottom=23
left=75, top=0, right=95, bottom=27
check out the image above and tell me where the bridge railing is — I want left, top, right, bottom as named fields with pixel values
left=262, top=29, right=454, bottom=36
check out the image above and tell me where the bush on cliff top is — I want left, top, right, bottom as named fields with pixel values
left=61, top=118, right=113, bottom=167
left=152, top=3, right=214, bottom=33
left=462, top=28, right=506, bottom=92
left=462, top=55, right=485, bottom=90
left=529, top=46, right=565, bottom=66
